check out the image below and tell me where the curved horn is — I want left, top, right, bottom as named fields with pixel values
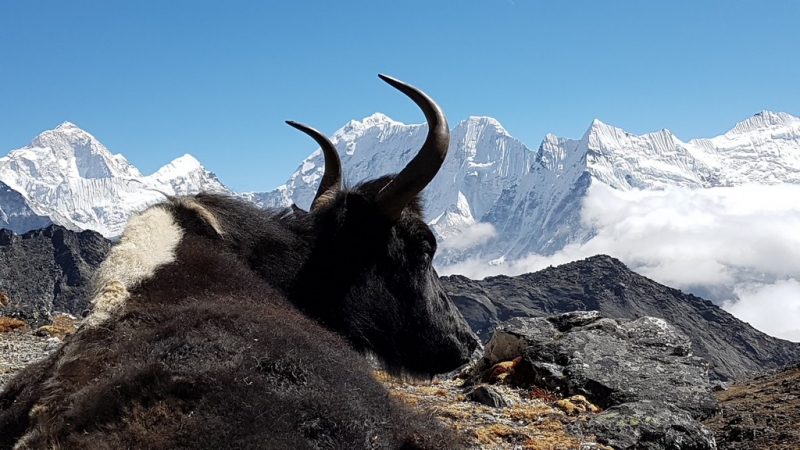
left=374, top=74, right=449, bottom=221
left=286, top=121, right=343, bottom=209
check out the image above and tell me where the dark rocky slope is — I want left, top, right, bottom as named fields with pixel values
left=0, top=225, right=110, bottom=325
left=442, top=255, right=800, bottom=381
left=703, top=362, right=800, bottom=450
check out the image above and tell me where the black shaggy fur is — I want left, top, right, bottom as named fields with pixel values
left=0, top=181, right=477, bottom=448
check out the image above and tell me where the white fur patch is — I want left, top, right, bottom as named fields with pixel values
left=84, top=206, right=184, bottom=327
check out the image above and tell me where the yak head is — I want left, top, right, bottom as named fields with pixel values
left=287, top=75, right=478, bottom=377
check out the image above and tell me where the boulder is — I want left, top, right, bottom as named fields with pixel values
left=483, top=312, right=718, bottom=418
left=580, top=400, right=717, bottom=450
left=465, top=385, right=508, bottom=408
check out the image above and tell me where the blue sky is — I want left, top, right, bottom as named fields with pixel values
left=1, top=1, right=798, bottom=192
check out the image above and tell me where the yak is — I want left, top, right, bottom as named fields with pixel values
left=0, top=75, right=478, bottom=449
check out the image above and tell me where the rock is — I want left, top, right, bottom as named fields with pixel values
left=0, top=225, right=110, bottom=326
left=581, top=400, right=718, bottom=450
left=466, top=385, right=508, bottom=408
left=442, top=255, right=800, bottom=382
left=44, top=337, right=62, bottom=352
left=484, top=312, right=718, bottom=418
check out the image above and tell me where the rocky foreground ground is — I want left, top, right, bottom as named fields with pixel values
left=2, top=314, right=798, bottom=450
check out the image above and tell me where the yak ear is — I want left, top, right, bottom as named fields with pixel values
left=285, top=121, right=343, bottom=210
left=168, top=197, right=226, bottom=237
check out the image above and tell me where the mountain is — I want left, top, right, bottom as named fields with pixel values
left=5, top=114, right=799, bottom=257
left=250, top=113, right=534, bottom=241
left=257, top=111, right=800, bottom=265
left=477, top=111, right=800, bottom=260
left=3, top=116, right=800, bottom=338
left=0, top=122, right=230, bottom=237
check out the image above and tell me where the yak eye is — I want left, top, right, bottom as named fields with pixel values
left=421, top=232, right=437, bottom=257
left=428, top=238, right=437, bottom=255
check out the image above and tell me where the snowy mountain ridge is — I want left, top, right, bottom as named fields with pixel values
left=2, top=112, right=799, bottom=261
left=0, top=122, right=230, bottom=237
left=259, top=110, right=800, bottom=264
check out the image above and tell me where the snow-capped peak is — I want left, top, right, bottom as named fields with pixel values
left=17, top=121, right=142, bottom=180
left=4, top=110, right=800, bottom=255
left=154, top=154, right=203, bottom=175
left=55, top=121, right=81, bottom=131
left=360, top=112, right=398, bottom=126
left=0, top=123, right=229, bottom=237
left=334, top=113, right=402, bottom=138
left=724, top=111, right=800, bottom=137
left=460, top=116, right=507, bottom=132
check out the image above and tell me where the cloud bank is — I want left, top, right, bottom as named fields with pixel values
left=438, top=183, right=800, bottom=342
left=439, top=222, right=497, bottom=251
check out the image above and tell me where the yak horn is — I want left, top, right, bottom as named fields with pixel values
left=286, top=121, right=343, bottom=210
left=374, top=74, right=449, bottom=221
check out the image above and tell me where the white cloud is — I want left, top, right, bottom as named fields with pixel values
left=438, top=183, right=800, bottom=342
left=439, top=222, right=497, bottom=251
left=724, top=279, right=800, bottom=342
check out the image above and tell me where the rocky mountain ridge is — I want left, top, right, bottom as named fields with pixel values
left=0, top=180, right=52, bottom=234
left=0, top=225, right=110, bottom=324
left=442, top=255, right=800, bottom=382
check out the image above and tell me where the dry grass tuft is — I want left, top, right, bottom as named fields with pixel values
left=35, top=315, right=78, bottom=339
left=556, top=395, right=601, bottom=415
left=0, top=316, right=27, bottom=333
left=473, top=423, right=522, bottom=445
left=484, top=357, right=523, bottom=383
left=508, top=402, right=557, bottom=422
left=377, top=365, right=611, bottom=449
left=529, top=386, right=560, bottom=403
